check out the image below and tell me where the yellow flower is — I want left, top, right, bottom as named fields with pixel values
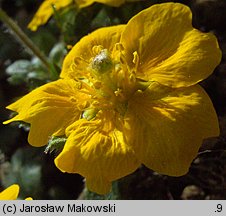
left=0, top=184, right=19, bottom=200
left=0, top=184, right=32, bottom=200
left=28, top=0, right=134, bottom=31
left=5, top=3, right=221, bottom=194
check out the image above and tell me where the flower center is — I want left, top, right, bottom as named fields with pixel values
left=79, top=44, right=146, bottom=120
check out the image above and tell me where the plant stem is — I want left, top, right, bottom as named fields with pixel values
left=0, top=8, right=50, bottom=71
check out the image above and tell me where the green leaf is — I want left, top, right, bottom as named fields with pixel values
left=1, top=147, right=44, bottom=199
left=6, top=60, right=31, bottom=85
left=6, top=60, right=31, bottom=75
left=49, top=42, right=67, bottom=67
left=30, top=29, right=57, bottom=55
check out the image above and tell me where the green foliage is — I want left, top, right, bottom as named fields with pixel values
left=5, top=42, right=67, bottom=88
left=30, top=29, right=57, bottom=55
left=1, top=147, right=44, bottom=199
left=6, top=58, right=49, bottom=88
left=49, top=42, right=67, bottom=67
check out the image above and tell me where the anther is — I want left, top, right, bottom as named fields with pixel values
left=115, top=43, right=124, bottom=51
left=92, top=45, right=104, bottom=55
left=133, top=51, right=139, bottom=70
left=129, top=73, right=136, bottom=83
left=76, top=82, right=82, bottom=89
left=114, top=88, right=123, bottom=97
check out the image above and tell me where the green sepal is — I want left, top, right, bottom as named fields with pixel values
left=45, top=136, right=67, bottom=155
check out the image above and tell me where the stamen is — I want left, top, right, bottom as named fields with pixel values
left=92, top=45, right=104, bottom=55
left=133, top=51, right=139, bottom=71
left=75, top=82, right=82, bottom=89
left=114, top=88, right=127, bottom=103
left=114, top=88, right=123, bottom=97
left=69, top=56, right=90, bottom=79
left=77, top=101, right=88, bottom=111
left=74, top=56, right=89, bottom=65
left=119, top=54, right=127, bottom=65
left=129, top=71, right=136, bottom=84
left=115, top=43, right=124, bottom=51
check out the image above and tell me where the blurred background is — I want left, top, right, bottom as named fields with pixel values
left=0, top=0, right=226, bottom=199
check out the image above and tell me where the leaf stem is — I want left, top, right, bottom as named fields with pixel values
left=0, top=8, right=50, bottom=71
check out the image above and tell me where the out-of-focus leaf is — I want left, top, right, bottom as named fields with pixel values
left=6, top=60, right=32, bottom=85
left=52, top=5, right=79, bottom=44
left=6, top=60, right=31, bottom=76
left=30, top=29, right=57, bottom=55
left=5, top=57, right=50, bottom=87
left=49, top=42, right=67, bottom=67
left=1, top=147, right=44, bottom=199
left=91, top=8, right=116, bottom=29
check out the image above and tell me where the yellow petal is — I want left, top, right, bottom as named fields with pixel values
left=77, top=0, right=142, bottom=8
left=121, top=2, right=221, bottom=87
left=0, top=184, right=19, bottom=200
left=25, top=197, right=33, bottom=200
left=28, top=0, right=135, bottom=31
left=28, top=0, right=73, bottom=31
left=85, top=178, right=112, bottom=195
left=4, top=79, right=89, bottom=147
left=60, top=25, right=125, bottom=79
left=55, top=111, right=139, bottom=194
left=125, top=83, right=219, bottom=176
left=76, top=0, right=126, bottom=8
